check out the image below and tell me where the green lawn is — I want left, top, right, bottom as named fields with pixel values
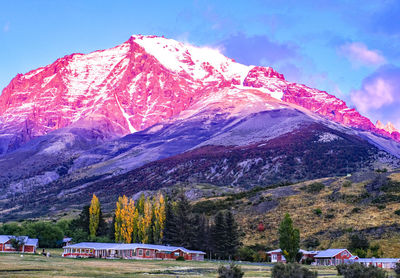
left=0, top=250, right=359, bottom=277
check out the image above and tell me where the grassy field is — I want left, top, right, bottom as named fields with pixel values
left=0, top=250, right=344, bottom=278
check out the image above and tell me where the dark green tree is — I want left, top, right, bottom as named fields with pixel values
left=71, top=205, right=90, bottom=235
left=212, top=211, right=228, bottom=259
left=24, top=222, right=63, bottom=248
left=278, top=213, right=300, bottom=263
left=162, top=198, right=178, bottom=245
left=174, top=192, right=193, bottom=248
left=96, top=208, right=108, bottom=237
left=109, top=215, right=116, bottom=241
left=0, top=223, right=25, bottom=235
left=9, top=236, right=25, bottom=251
left=349, top=233, right=369, bottom=250
left=225, top=211, right=239, bottom=259
left=348, top=233, right=369, bottom=256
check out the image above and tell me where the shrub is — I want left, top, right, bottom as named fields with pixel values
left=303, top=183, right=325, bottom=194
left=303, top=237, right=320, bottom=249
left=343, top=180, right=352, bottom=187
left=217, top=263, right=244, bottom=278
left=303, top=257, right=314, bottom=265
left=237, top=247, right=256, bottom=262
left=176, top=256, right=185, bottom=261
left=348, top=233, right=369, bottom=254
left=376, top=168, right=388, bottom=173
left=272, top=263, right=317, bottom=278
left=395, top=209, right=400, bottom=216
left=313, top=208, right=322, bottom=216
left=394, top=262, right=400, bottom=277
left=376, top=204, right=386, bottom=210
left=351, top=207, right=361, bottom=214
left=336, top=263, right=387, bottom=278
left=325, top=214, right=335, bottom=219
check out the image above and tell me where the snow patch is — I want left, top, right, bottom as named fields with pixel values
left=115, top=94, right=136, bottom=133
left=318, top=132, right=341, bottom=143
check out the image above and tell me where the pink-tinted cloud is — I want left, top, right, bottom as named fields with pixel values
left=351, top=65, right=400, bottom=128
left=351, top=77, right=394, bottom=113
left=340, top=42, right=386, bottom=67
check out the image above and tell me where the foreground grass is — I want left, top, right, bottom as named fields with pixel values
left=0, top=251, right=344, bottom=278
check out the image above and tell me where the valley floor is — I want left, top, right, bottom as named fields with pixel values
left=0, top=250, right=349, bottom=277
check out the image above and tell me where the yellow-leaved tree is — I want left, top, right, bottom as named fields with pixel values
left=153, top=193, right=166, bottom=243
left=115, top=195, right=139, bottom=243
left=115, top=192, right=165, bottom=244
left=115, top=195, right=127, bottom=243
left=89, top=194, right=100, bottom=239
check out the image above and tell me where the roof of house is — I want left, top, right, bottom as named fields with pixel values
left=0, top=235, right=29, bottom=244
left=26, top=238, right=39, bottom=246
left=314, top=249, right=349, bottom=258
left=63, top=242, right=206, bottom=254
left=266, top=248, right=313, bottom=254
left=63, top=237, right=72, bottom=243
left=357, top=258, right=400, bottom=263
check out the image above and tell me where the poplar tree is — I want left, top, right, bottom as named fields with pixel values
left=278, top=213, right=300, bottom=263
left=153, top=193, right=166, bottom=244
left=89, top=194, right=100, bottom=239
left=115, top=195, right=128, bottom=243
left=140, top=197, right=153, bottom=243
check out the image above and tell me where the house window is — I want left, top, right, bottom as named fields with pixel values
left=174, top=252, right=180, bottom=256
left=138, top=249, right=143, bottom=256
left=145, top=250, right=150, bottom=257
left=5, top=244, right=12, bottom=249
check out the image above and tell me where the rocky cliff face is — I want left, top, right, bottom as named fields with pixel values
left=0, top=35, right=399, bottom=154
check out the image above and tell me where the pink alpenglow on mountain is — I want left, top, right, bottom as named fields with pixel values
left=0, top=35, right=398, bottom=153
left=376, top=120, right=400, bottom=135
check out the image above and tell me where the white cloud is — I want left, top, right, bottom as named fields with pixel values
left=339, top=42, right=386, bottom=67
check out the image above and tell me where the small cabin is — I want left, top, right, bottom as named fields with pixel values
left=0, top=235, right=38, bottom=253
left=62, top=237, right=72, bottom=247
left=314, top=249, right=353, bottom=266
left=266, top=248, right=319, bottom=263
left=356, top=258, right=400, bottom=269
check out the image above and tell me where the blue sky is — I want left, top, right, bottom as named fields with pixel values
left=1, top=0, right=399, bottom=127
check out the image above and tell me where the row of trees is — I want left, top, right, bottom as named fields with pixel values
left=114, top=193, right=165, bottom=244
left=162, top=193, right=240, bottom=259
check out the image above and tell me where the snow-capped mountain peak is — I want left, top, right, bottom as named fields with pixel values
left=0, top=35, right=398, bottom=154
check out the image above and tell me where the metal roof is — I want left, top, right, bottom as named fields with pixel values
left=356, top=258, right=400, bottom=263
left=0, top=235, right=29, bottom=244
left=26, top=238, right=39, bottom=246
left=63, top=237, right=72, bottom=243
left=63, top=242, right=205, bottom=254
left=314, top=249, right=349, bottom=258
left=266, top=248, right=312, bottom=254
